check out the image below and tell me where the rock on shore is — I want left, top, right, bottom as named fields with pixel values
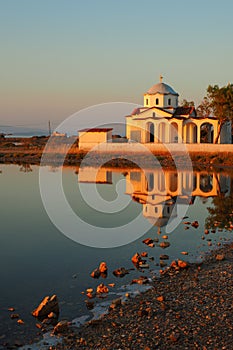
left=32, top=295, right=59, bottom=319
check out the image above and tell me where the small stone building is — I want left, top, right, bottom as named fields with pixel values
left=78, top=128, right=113, bottom=150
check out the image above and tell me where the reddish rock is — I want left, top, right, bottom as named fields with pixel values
left=178, top=259, right=188, bottom=269
left=86, top=292, right=95, bottom=299
left=131, top=252, right=142, bottom=265
left=48, top=312, right=57, bottom=319
left=32, top=295, right=59, bottom=319
left=142, top=238, right=153, bottom=245
left=157, top=295, right=164, bottom=302
left=181, top=251, right=188, bottom=255
left=96, top=284, right=109, bottom=294
left=139, top=262, right=149, bottom=268
left=108, top=283, right=115, bottom=287
left=99, top=262, right=108, bottom=274
left=8, top=307, right=15, bottom=312
left=113, top=267, right=129, bottom=277
left=53, top=320, right=69, bottom=334
left=17, top=319, right=24, bottom=325
left=36, top=323, right=43, bottom=329
left=216, top=254, right=225, bottom=261
left=90, top=268, right=101, bottom=279
left=131, top=276, right=149, bottom=285
left=160, top=241, right=170, bottom=248
left=170, top=260, right=178, bottom=268
left=191, top=221, right=199, bottom=228
left=140, top=251, right=148, bottom=257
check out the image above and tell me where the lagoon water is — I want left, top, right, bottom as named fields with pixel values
left=0, top=164, right=233, bottom=346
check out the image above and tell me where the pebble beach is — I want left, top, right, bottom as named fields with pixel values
left=45, top=243, right=233, bottom=350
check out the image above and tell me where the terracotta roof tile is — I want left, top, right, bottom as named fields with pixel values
left=174, top=106, right=196, bottom=116
left=79, top=128, right=113, bottom=132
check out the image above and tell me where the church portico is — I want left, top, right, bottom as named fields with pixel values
left=183, top=118, right=218, bottom=144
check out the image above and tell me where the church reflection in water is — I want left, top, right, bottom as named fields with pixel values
left=125, top=169, right=230, bottom=228
left=78, top=166, right=230, bottom=228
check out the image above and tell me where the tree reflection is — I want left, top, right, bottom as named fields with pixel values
left=205, top=179, right=233, bottom=231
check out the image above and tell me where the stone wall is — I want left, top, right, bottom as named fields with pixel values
left=79, top=142, right=233, bottom=154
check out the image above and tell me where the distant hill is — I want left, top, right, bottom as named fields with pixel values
left=0, top=125, right=48, bottom=137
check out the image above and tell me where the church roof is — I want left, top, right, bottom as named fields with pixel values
left=146, top=82, right=179, bottom=96
left=131, top=107, right=147, bottom=115
left=174, top=106, right=196, bottom=116
left=130, top=106, right=174, bottom=119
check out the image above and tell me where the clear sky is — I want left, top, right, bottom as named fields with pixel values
left=1, top=0, right=233, bottom=130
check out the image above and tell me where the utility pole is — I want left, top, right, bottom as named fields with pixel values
left=48, top=120, right=51, bottom=136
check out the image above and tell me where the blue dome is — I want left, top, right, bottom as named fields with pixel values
left=147, top=82, right=178, bottom=96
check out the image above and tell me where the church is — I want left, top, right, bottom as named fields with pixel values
left=126, top=76, right=231, bottom=144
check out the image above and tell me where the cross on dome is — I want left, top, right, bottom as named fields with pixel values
left=159, top=75, right=163, bottom=83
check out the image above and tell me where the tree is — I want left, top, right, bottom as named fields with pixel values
left=197, top=84, right=233, bottom=143
left=180, top=99, right=195, bottom=107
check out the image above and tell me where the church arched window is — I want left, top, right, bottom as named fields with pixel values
left=168, top=98, right=171, bottom=105
left=156, top=98, right=159, bottom=105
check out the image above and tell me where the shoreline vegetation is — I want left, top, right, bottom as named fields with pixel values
left=1, top=137, right=233, bottom=170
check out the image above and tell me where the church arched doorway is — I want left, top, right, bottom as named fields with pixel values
left=200, top=122, right=214, bottom=143
left=146, top=122, right=155, bottom=143
left=170, top=122, right=178, bottom=143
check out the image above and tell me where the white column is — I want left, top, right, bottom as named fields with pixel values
left=178, top=123, right=183, bottom=143
left=183, top=124, right=186, bottom=143
left=197, top=124, right=201, bottom=143
left=213, top=122, right=218, bottom=143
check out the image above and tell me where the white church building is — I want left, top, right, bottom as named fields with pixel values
left=126, top=76, right=231, bottom=144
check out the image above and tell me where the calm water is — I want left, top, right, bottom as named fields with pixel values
left=0, top=164, right=233, bottom=346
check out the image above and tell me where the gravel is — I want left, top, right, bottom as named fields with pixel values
left=50, top=243, right=233, bottom=350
